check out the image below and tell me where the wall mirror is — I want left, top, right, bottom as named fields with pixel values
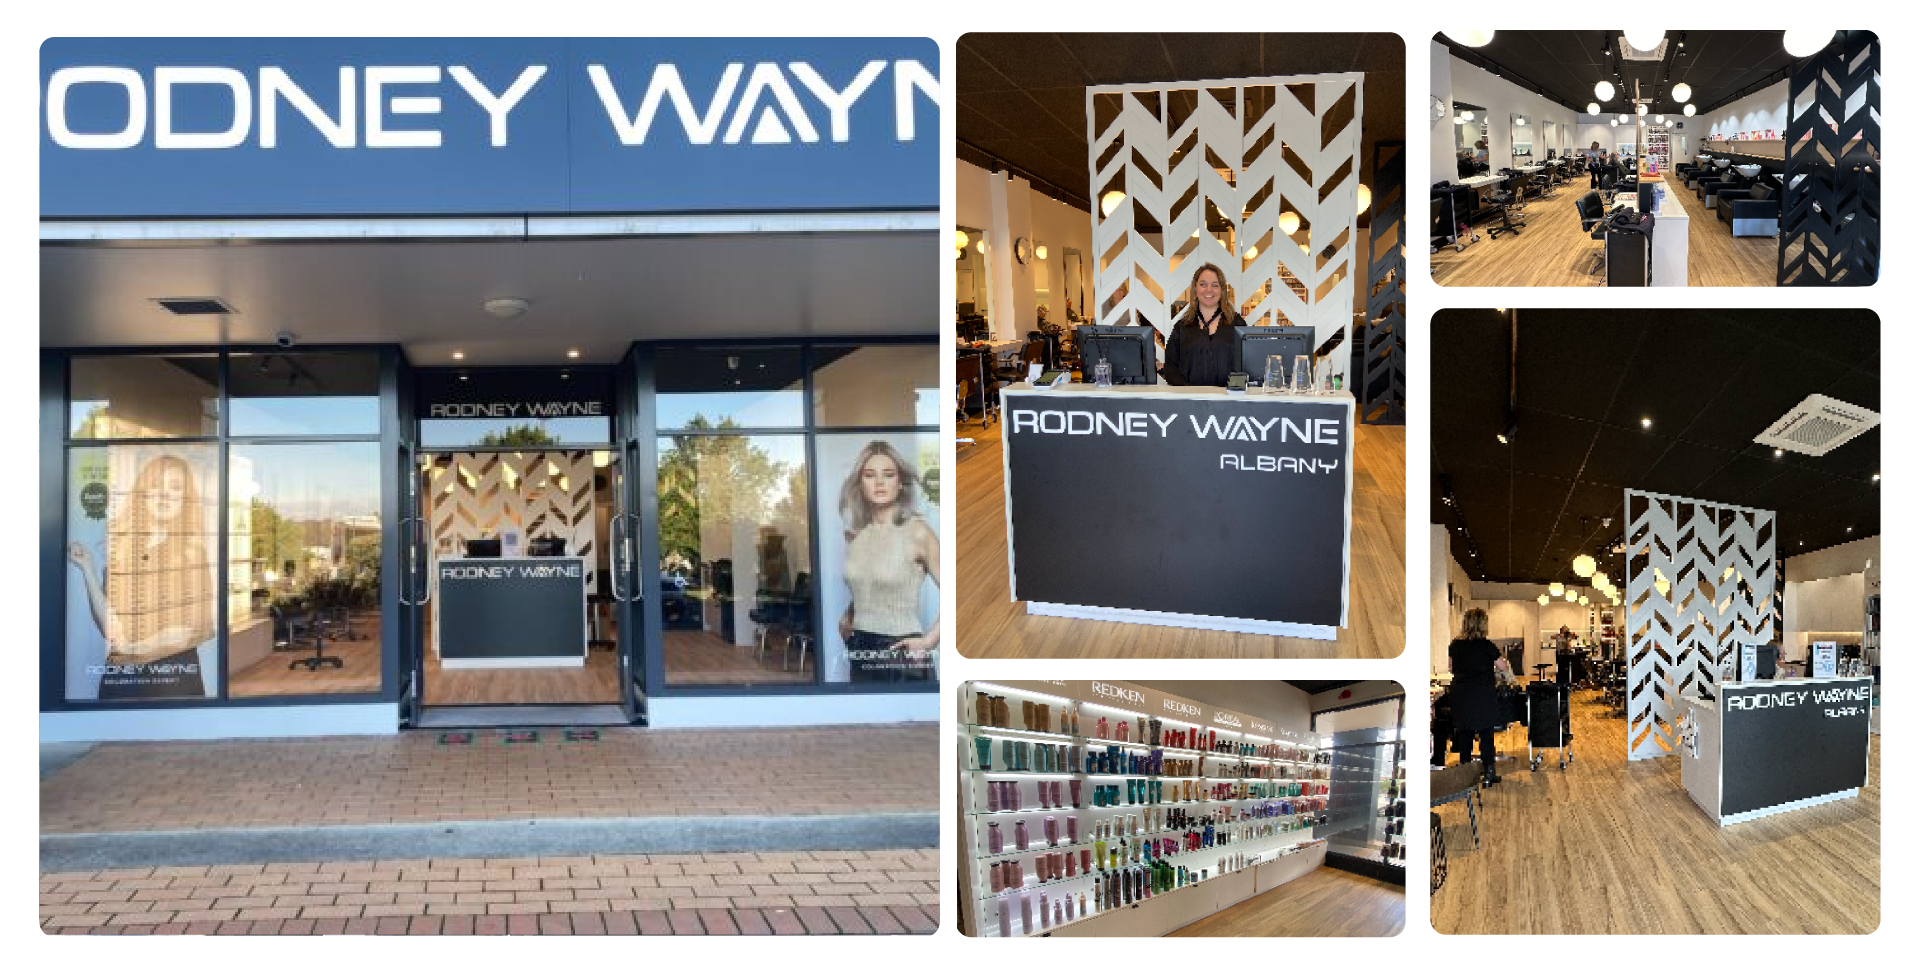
left=1511, top=113, right=1532, bottom=162
left=1542, top=119, right=1558, bottom=158
left=1452, top=101, right=1489, bottom=178
left=1060, top=248, right=1085, bottom=323
left=955, top=226, right=989, bottom=339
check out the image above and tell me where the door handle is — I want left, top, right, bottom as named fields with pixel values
left=609, top=513, right=630, bottom=601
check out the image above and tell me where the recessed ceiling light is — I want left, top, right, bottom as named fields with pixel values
left=567, top=349, right=581, bottom=359
left=1872, top=474, right=1880, bottom=482
left=1774, top=448, right=1783, bottom=457
left=1641, top=417, right=1651, bottom=428
left=458, top=374, right=469, bottom=382
left=452, top=351, right=465, bottom=360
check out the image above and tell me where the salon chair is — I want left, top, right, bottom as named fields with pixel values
left=1485, top=173, right=1526, bottom=238
left=1574, top=190, right=1610, bottom=275
left=1531, top=165, right=1558, bottom=200
left=1718, top=182, right=1780, bottom=236
left=1702, top=176, right=1754, bottom=209
left=995, top=339, right=1045, bottom=387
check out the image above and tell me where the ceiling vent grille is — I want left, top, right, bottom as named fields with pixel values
left=1754, top=394, right=1879, bottom=456
left=1616, top=37, right=1670, bottom=61
left=153, top=297, right=235, bottom=316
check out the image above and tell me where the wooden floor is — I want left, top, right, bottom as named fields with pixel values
left=663, top=628, right=816, bottom=685
left=954, top=414, right=1405, bottom=659
left=227, top=614, right=382, bottom=699
left=1432, top=174, right=1776, bottom=287
left=1431, top=689, right=1879, bottom=934
left=423, top=644, right=620, bottom=705
left=1168, top=868, right=1405, bottom=937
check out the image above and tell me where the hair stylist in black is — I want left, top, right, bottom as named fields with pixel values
left=1449, top=607, right=1504, bottom=787
left=1158, top=262, right=1244, bottom=387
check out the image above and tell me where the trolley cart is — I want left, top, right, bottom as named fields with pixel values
left=1525, top=680, right=1573, bottom=771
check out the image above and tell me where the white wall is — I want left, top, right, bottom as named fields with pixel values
left=1705, top=79, right=1789, bottom=140
left=1428, top=40, right=1454, bottom=183
left=1785, top=535, right=1879, bottom=583
left=1430, top=524, right=1477, bottom=673
left=954, top=158, right=1094, bottom=340
left=1433, top=573, right=1623, bottom=671
left=1780, top=535, right=1878, bottom=660
left=1435, top=50, right=1580, bottom=182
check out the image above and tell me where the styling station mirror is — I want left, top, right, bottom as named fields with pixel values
left=1452, top=101, right=1489, bottom=178
left=955, top=226, right=990, bottom=339
left=1542, top=119, right=1558, bottom=159
left=1060, top=247, right=1085, bottom=323
left=1511, top=114, right=1532, bottom=163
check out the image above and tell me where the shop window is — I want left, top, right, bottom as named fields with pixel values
left=62, top=444, right=222, bottom=701
left=813, top=432, right=941, bottom=684
left=657, top=434, right=813, bottom=686
left=811, top=345, right=940, bottom=427
left=69, top=355, right=219, bottom=439
left=228, top=351, right=379, bottom=436
left=226, top=442, right=383, bottom=698
left=655, top=346, right=804, bottom=430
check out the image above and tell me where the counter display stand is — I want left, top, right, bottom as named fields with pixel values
left=959, top=681, right=1331, bottom=937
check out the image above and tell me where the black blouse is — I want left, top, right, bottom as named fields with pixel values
left=1162, top=310, right=1245, bottom=387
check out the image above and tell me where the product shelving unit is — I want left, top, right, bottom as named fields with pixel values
left=958, top=680, right=1332, bottom=938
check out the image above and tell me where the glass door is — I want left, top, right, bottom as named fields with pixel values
left=396, top=443, right=428, bottom=724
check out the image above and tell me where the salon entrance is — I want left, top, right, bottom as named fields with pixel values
left=396, top=365, right=646, bottom=726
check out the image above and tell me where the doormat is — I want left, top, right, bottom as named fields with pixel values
left=437, top=731, right=474, bottom=745
left=563, top=728, right=600, bottom=742
left=503, top=730, right=540, bottom=744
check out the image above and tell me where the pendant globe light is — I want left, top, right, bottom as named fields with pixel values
left=954, top=230, right=969, bottom=250
left=1653, top=114, right=1665, bottom=123
left=1550, top=582, right=1564, bottom=596
left=1356, top=183, right=1372, bottom=214
left=1587, top=102, right=1601, bottom=115
left=1445, top=30, right=1496, bottom=48
left=1610, top=118, right=1619, bottom=127
left=1592, top=572, right=1610, bottom=590
left=1460, top=110, right=1475, bottom=122
left=1279, top=211, right=1301, bottom=234
left=1538, top=594, right=1550, bottom=606
left=1100, top=190, right=1127, bottom=216
left=1636, top=103, right=1648, bottom=116
left=1783, top=30, right=1836, bottom=58
left=1671, top=82, right=1693, bottom=103
left=1624, top=30, right=1665, bottom=52
left=1684, top=103, right=1696, bottom=117
left=1618, top=114, right=1630, bottom=123
left=1572, top=554, right=1597, bottom=578
left=1594, top=79, right=1616, bottom=102
left=1579, top=595, right=1590, bottom=606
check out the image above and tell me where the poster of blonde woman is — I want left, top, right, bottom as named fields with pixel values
left=65, top=445, right=220, bottom=700
left=816, top=434, right=940, bottom=683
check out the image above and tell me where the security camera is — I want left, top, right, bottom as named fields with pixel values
left=275, top=331, right=297, bottom=348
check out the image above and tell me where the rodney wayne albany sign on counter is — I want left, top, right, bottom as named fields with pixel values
left=1004, top=391, right=1353, bottom=627
left=1009, top=405, right=1344, bottom=476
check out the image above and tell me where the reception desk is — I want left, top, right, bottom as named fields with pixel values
left=999, top=382, right=1353, bottom=639
left=1679, top=676, right=1874, bottom=826
left=1618, top=182, right=1690, bottom=286
left=434, top=557, right=589, bottom=668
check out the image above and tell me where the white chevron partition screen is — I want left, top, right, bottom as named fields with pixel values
left=1087, top=74, right=1364, bottom=382
left=1623, top=489, right=1777, bottom=760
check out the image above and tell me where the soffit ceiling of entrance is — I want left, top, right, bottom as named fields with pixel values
left=41, top=233, right=936, bottom=365
left=1431, top=309, right=1879, bottom=585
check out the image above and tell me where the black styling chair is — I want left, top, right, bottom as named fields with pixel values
left=1574, top=190, right=1609, bottom=276
left=1485, top=173, right=1526, bottom=238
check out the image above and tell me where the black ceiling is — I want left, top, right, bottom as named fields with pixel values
left=1284, top=681, right=1357, bottom=695
left=957, top=33, right=1405, bottom=213
left=1432, top=310, right=1879, bottom=586
left=1436, top=31, right=1803, bottom=118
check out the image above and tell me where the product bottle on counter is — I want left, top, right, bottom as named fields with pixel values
left=997, top=893, right=1013, bottom=937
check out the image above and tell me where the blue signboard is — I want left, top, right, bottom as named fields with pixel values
left=41, top=37, right=939, bottom=217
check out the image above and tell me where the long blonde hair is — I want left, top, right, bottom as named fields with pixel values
left=1179, top=263, right=1238, bottom=327
left=106, top=451, right=214, bottom=661
left=1460, top=607, right=1489, bottom=641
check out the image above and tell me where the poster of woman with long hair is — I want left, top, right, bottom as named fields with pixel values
left=65, top=446, right=220, bottom=700
left=817, top=435, right=940, bottom=683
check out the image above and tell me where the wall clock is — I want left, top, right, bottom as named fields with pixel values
left=1014, top=237, right=1033, bottom=264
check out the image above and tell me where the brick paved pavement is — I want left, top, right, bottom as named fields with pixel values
left=43, top=724, right=937, bottom=833
left=42, top=850, right=938, bottom=934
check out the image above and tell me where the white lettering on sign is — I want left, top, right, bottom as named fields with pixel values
left=46, top=60, right=937, bottom=150
left=1213, top=711, right=1243, bottom=728
left=1219, top=454, right=1342, bottom=474
left=1090, top=681, right=1145, bottom=706
left=442, top=561, right=582, bottom=581
left=1725, top=685, right=1870, bottom=711
left=1250, top=720, right=1275, bottom=735
left=1009, top=408, right=1339, bottom=446
left=426, top=401, right=604, bottom=419
left=1163, top=699, right=1201, bottom=718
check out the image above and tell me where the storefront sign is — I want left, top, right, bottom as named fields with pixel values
left=1719, top=677, right=1872, bottom=818
left=1005, top=391, right=1352, bottom=626
left=42, top=38, right=939, bottom=217
left=417, top=367, right=614, bottom=419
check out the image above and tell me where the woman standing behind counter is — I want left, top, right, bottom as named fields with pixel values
left=1158, top=262, right=1244, bottom=387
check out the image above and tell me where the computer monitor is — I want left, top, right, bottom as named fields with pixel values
left=464, top=538, right=502, bottom=558
left=1073, top=324, right=1158, bottom=385
left=1233, top=325, right=1315, bottom=388
left=1754, top=644, right=1779, bottom=680
left=527, top=536, right=566, bottom=558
